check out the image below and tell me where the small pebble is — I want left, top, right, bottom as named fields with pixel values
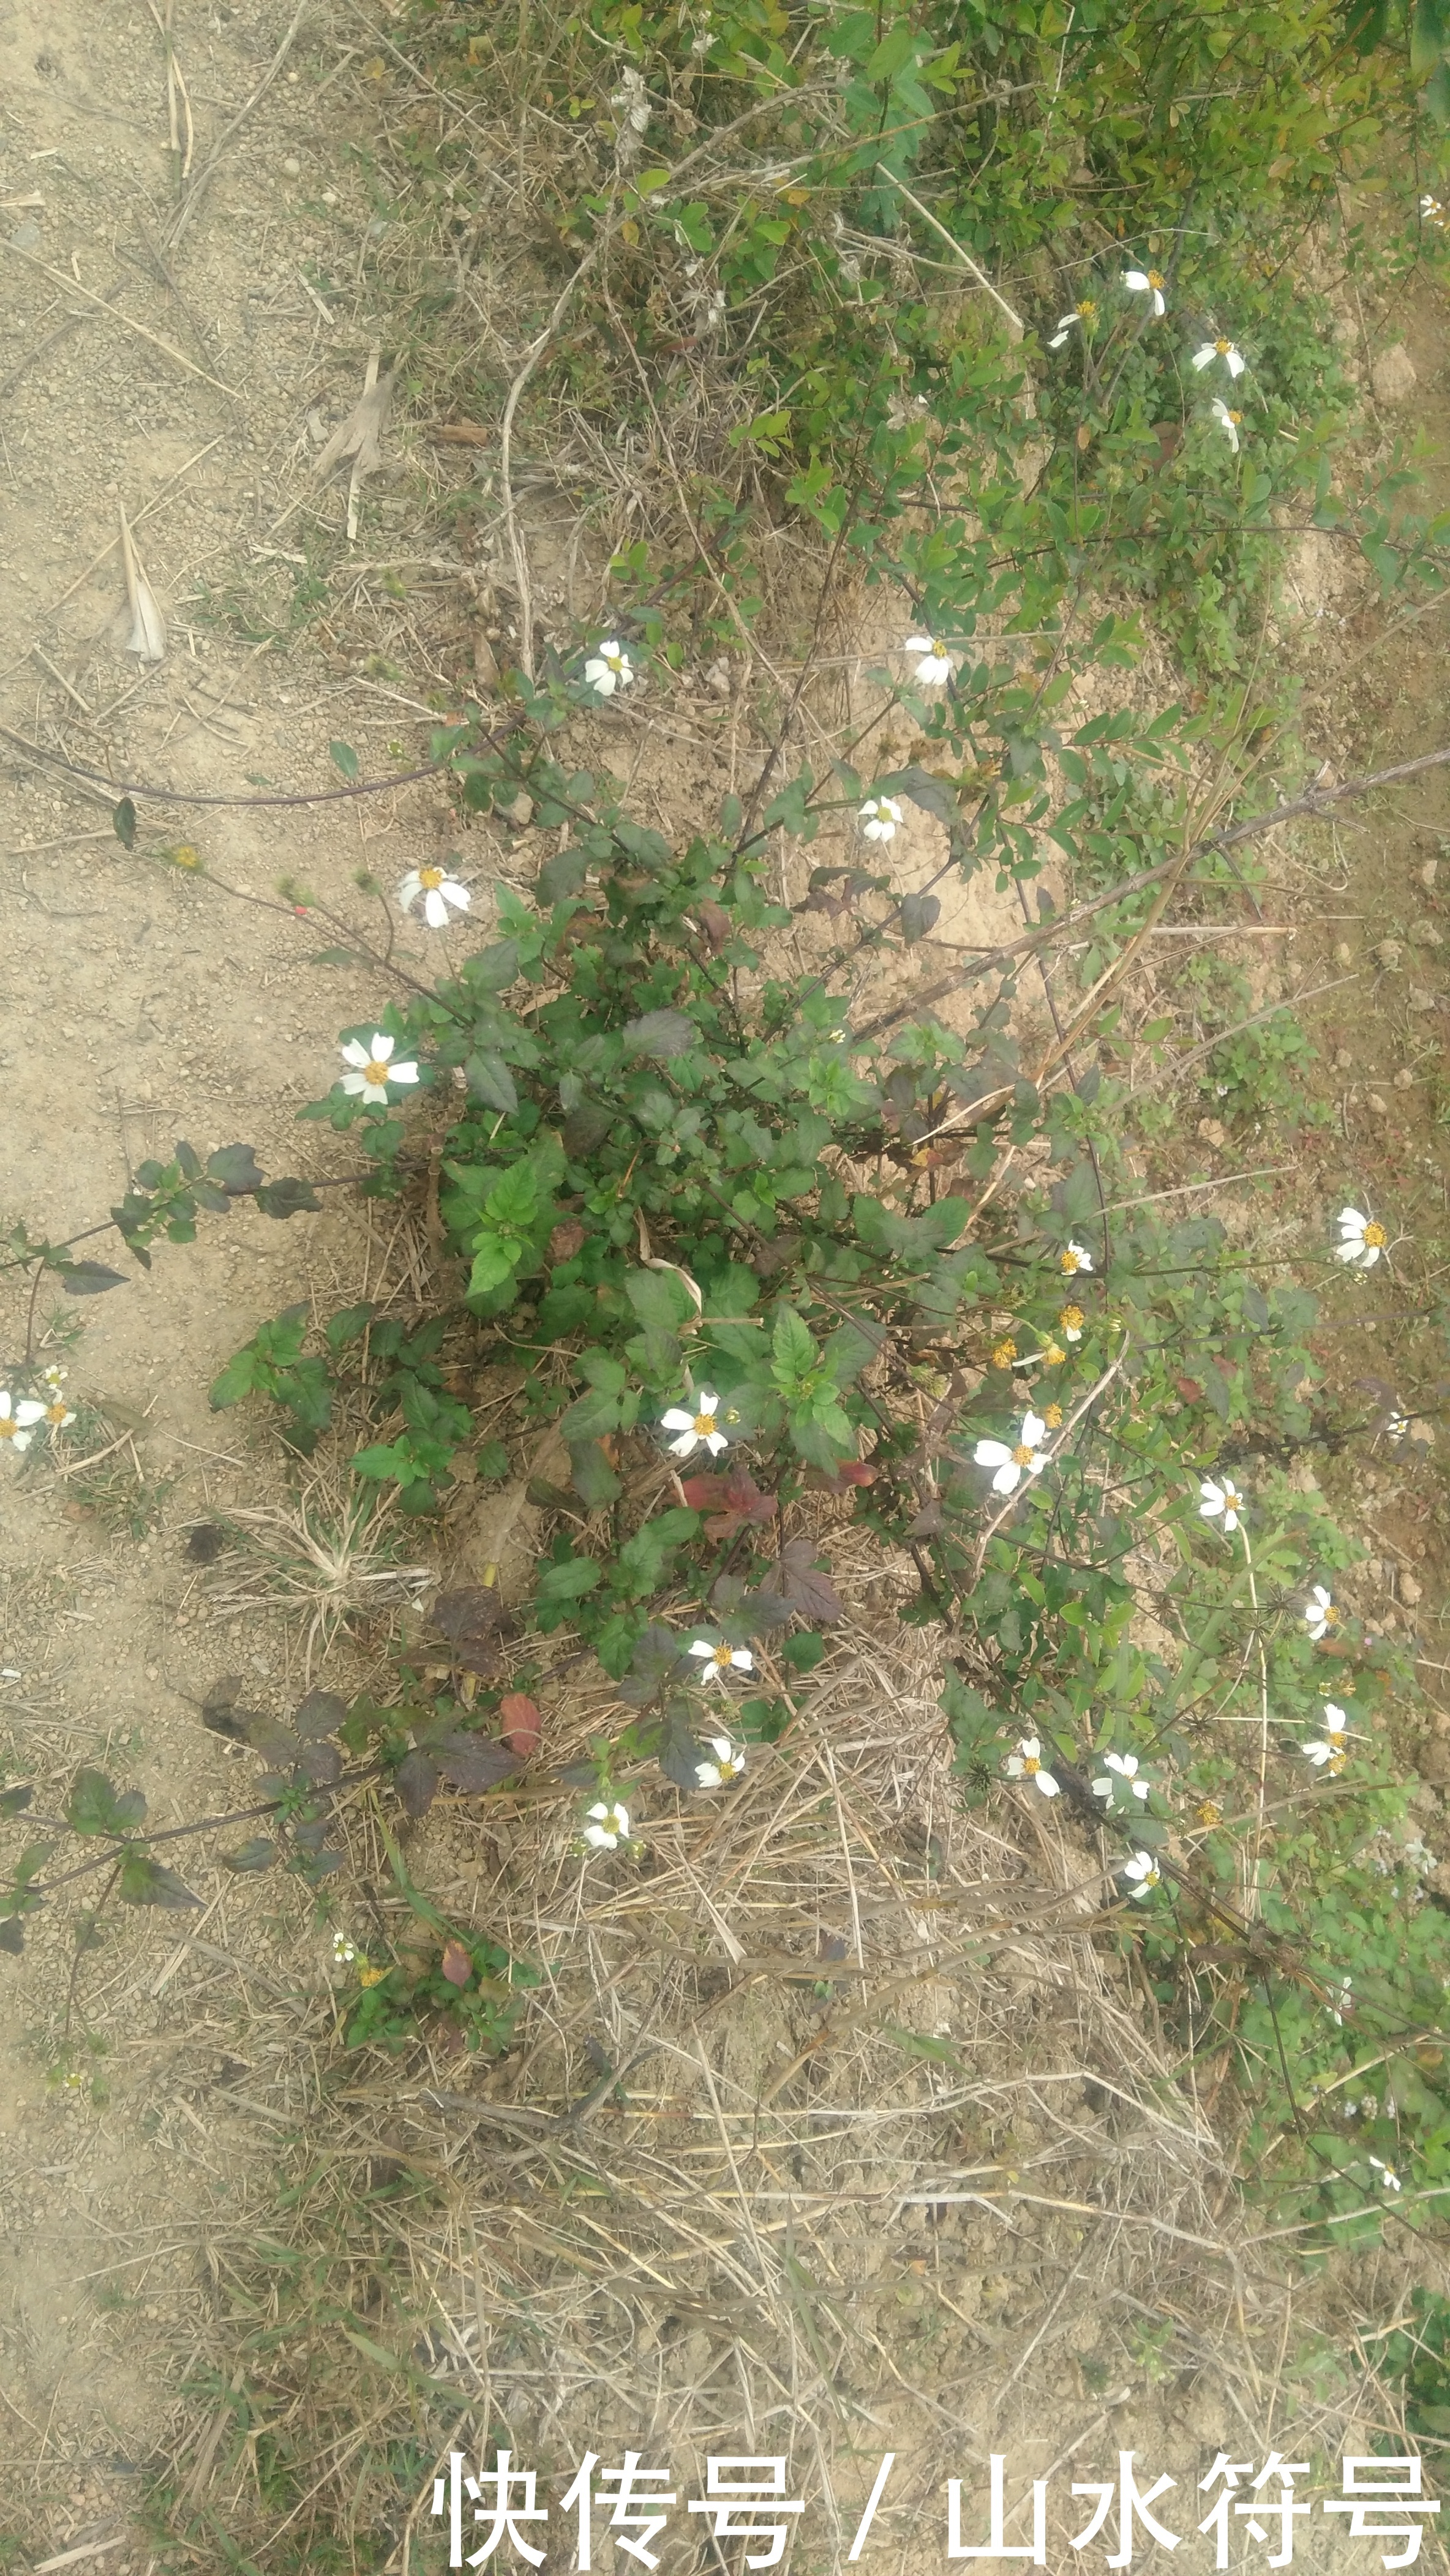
left=1422, top=858, right=1439, bottom=889
left=1365, top=1091, right=1391, bottom=1114
left=1373, top=939, right=1402, bottom=970
left=1409, top=986, right=1439, bottom=1011
left=1394, top=1068, right=1415, bottom=1090
left=321, top=187, right=339, bottom=205
left=281, top=155, right=301, bottom=178
left=1335, top=942, right=1354, bottom=968
left=1402, top=1573, right=1424, bottom=1607
left=1334, top=1048, right=1353, bottom=1071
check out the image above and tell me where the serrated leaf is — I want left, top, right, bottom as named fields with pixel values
left=118, top=1852, right=202, bottom=1909
left=778, top=1535, right=844, bottom=1617
left=659, top=1711, right=710, bottom=1793
left=207, top=1142, right=265, bottom=1194
left=255, top=1177, right=323, bottom=1219
left=293, top=1689, right=348, bottom=1740
left=433, top=1733, right=519, bottom=1794
left=537, top=845, right=589, bottom=904
left=569, top=1437, right=623, bottom=1507
left=394, top=1750, right=439, bottom=1818
left=464, top=1052, right=519, bottom=1114
left=562, top=1099, right=616, bottom=1158
left=243, top=1713, right=301, bottom=1764
left=617, top=1621, right=683, bottom=1707
left=66, top=1767, right=147, bottom=1836
left=222, top=1837, right=279, bottom=1873
left=58, top=1260, right=128, bottom=1296
left=622, top=1008, right=696, bottom=1059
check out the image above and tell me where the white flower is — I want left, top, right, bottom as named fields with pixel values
left=42, top=1363, right=67, bottom=1390
left=1092, top=1751, right=1150, bottom=1803
left=974, top=1410, right=1049, bottom=1496
left=1122, top=267, right=1166, bottom=316
left=1004, top=1735, right=1059, bottom=1797
left=688, top=1639, right=754, bottom=1686
left=858, top=794, right=903, bottom=842
left=1192, top=337, right=1246, bottom=378
left=583, top=1799, right=631, bottom=1851
left=695, top=1734, right=748, bottom=1787
left=660, top=1388, right=729, bottom=1459
left=1122, top=1850, right=1161, bottom=1899
left=0, top=1393, right=45, bottom=1455
left=398, top=863, right=470, bottom=929
left=38, top=1388, right=76, bottom=1432
left=332, top=1930, right=356, bottom=1964
left=340, top=1032, right=421, bottom=1105
left=584, top=639, right=634, bottom=697
left=1211, top=397, right=1242, bottom=454
left=1304, top=1706, right=1349, bottom=1773
left=1386, top=1410, right=1410, bottom=1445
left=1329, top=1975, right=1353, bottom=2026
left=1048, top=297, right=1099, bottom=349
left=1060, top=1241, right=1094, bottom=1276
left=1422, top=193, right=1448, bottom=231
left=1199, top=1476, right=1246, bottom=1534
left=1059, top=1303, right=1085, bottom=1343
left=1302, top=1584, right=1338, bottom=1641
left=1370, top=2155, right=1402, bottom=2192
left=1336, top=1205, right=1388, bottom=1268
left=903, top=633, right=953, bottom=686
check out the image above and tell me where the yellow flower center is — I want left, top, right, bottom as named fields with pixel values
left=1146, top=269, right=1164, bottom=290
left=1060, top=1249, right=1081, bottom=1274
left=1012, top=1442, right=1035, bottom=1467
left=1196, top=1800, right=1222, bottom=1827
left=1215, top=337, right=1231, bottom=354
left=364, top=1058, right=391, bottom=1086
left=419, top=865, right=444, bottom=891
left=1227, top=409, right=1242, bottom=426
left=45, top=1401, right=68, bottom=1425
left=1060, top=1305, right=1084, bottom=1333
left=992, top=1339, right=1017, bottom=1368
left=1363, top=1221, right=1386, bottom=1248
left=1043, top=1403, right=1064, bottom=1429
left=712, top=1645, right=733, bottom=1669
left=1043, top=1342, right=1065, bottom=1366
left=694, top=1408, right=717, bottom=1437
left=1023, top=1754, right=1040, bottom=1775
left=0, top=1418, right=15, bottom=1440
left=1079, top=299, right=1097, bottom=319
left=1328, top=1751, right=1346, bottom=1776
left=1320, top=1603, right=1339, bottom=1627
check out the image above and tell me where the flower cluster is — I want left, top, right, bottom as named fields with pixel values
left=1304, top=1704, right=1349, bottom=1775
left=1048, top=272, right=1248, bottom=455
left=0, top=1365, right=75, bottom=1458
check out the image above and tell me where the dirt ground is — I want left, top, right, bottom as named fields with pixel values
left=4, top=0, right=1450, bottom=2567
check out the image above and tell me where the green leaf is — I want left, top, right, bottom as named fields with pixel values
left=58, top=1260, right=128, bottom=1296
left=223, top=1837, right=279, bottom=1873
left=535, top=1556, right=603, bottom=1610
left=464, top=1052, right=519, bottom=1114
left=569, top=1439, right=623, bottom=1507
left=255, top=1177, right=323, bottom=1219
left=209, top=1349, right=258, bottom=1409
left=66, top=1768, right=147, bottom=1836
left=538, top=846, right=589, bottom=904
left=118, top=1852, right=202, bottom=1909
left=113, top=796, right=137, bottom=850
left=329, top=739, right=361, bottom=781
left=772, top=1305, right=817, bottom=1382
left=206, top=1143, right=265, bottom=1194
left=623, top=1009, right=696, bottom=1059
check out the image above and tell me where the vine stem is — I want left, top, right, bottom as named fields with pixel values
left=1239, top=1515, right=1271, bottom=1923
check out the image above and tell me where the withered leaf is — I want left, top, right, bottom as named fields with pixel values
left=498, top=1693, right=542, bottom=1758
left=432, top=1732, right=520, bottom=1795
left=678, top=1464, right=777, bottom=1540
left=776, top=1537, right=844, bottom=1624
left=440, top=1938, right=472, bottom=1988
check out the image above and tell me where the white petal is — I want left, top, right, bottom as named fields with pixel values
left=660, top=1408, right=694, bottom=1432
left=708, top=1737, right=734, bottom=1762
left=688, top=1641, right=716, bottom=1660
left=1036, top=1773, right=1060, bottom=1797
left=903, top=635, right=933, bottom=652
left=991, top=1462, right=1021, bottom=1495
left=1192, top=344, right=1214, bottom=370
left=441, top=880, right=470, bottom=910
left=695, top=1764, right=723, bottom=1788
left=1048, top=329, right=1070, bottom=350
left=703, top=1430, right=729, bottom=1456
left=667, top=1428, right=698, bottom=1457
left=731, top=1650, right=754, bottom=1672
left=1361, top=1243, right=1381, bottom=1268
left=369, top=1033, right=396, bottom=1062
left=389, top=1061, right=420, bottom=1085
left=341, top=1038, right=371, bottom=1069
left=1004, top=1757, right=1025, bottom=1778
left=1020, top=1413, right=1046, bottom=1447
left=1020, top=1738, right=1041, bottom=1759
left=14, top=1402, right=44, bottom=1428
left=398, top=872, right=423, bottom=909
left=1092, top=1778, right=1110, bottom=1798
left=1226, top=349, right=1245, bottom=377
left=1151, top=290, right=1165, bottom=316
left=974, top=1440, right=1012, bottom=1467
left=423, top=886, right=449, bottom=928
left=1123, top=271, right=1148, bottom=291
